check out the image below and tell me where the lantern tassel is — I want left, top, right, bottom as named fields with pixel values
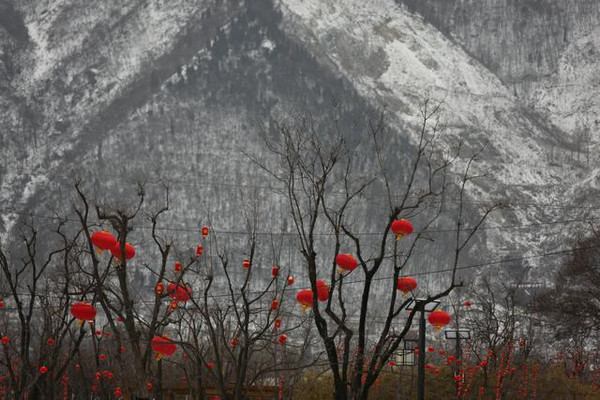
left=338, top=268, right=346, bottom=275
left=77, top=319, right=84, bottom=327
left=95, top=248, right=103, bottom=255
left=302, top=305, right=308, bottom=313
left=395, top=234, right=403, bottom=241
left=155, top=353, right=163, bottom=361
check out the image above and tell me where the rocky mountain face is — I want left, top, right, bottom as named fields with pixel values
left=1, top=0, right=599, bottom=296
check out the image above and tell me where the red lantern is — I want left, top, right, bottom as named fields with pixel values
left=114, top=386, right=122, bottom=397
left=278, top=334, right=287, bottom=345
left=110, top=242, right=135, bottom=261
left=169, top=301, right=178, bottom=311
left=464, top=301, right=472, bottom=307
left=167, top=283, right=192, bottom=302
left=1, top=337, right=9, bottom=344
left=439, top=349, right=446, bottom=355
left=71, top=302, right=97, bottom=325
left=296, top=289, right=314, bottom=312
left=287, top=276, right=294, bottom=285
left=47, top=338, right=55, bottom=346
left=230, top=337, right=239, bottom=347
left=316, top=280, right=329, bottom=302
left=151, top=336, right=177, bottom=360
left=119, top=346, right=126, bottom=353
left=272, top=265, right=280, bottom=278
left=389, top=361, right=396, bottom=367
left=0, top=301, right=4, bottom=308
left=427, top=346, right=435, bottom=352
left=336, top=254, right=358, bottom=273
left=156, top=282, right=164, bottom=295
left=91, top=231, right=117, bottom=253
left=391, top=219, right=413, bottom=240
left=242, top=259, right=251, bottom=270
left=74, top=363, right=81, bottom=370
left=174, top=262, right=181, bottom=272
left=396, top=277, right=417, bottom=294
left=427, top=310, right=451, bottom=331
left=98, top=354, right=106, bottom=361
left=270, top=300, right=279, bottom=311
left=146, top=382, right=154, bottom=391
left=95, top=330, right=102, bottom=337
left=91, top=385, right=98, bottom=392
left=201, top=226, right=209, bottom=238
left=206, top=362, right=215, bottom=370
left=39, top=366, right=48, bottom=374
left=196, top=245, right=204, bottom=256
left=274, top=318, right=282, bottom=330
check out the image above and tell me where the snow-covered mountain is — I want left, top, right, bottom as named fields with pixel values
left=1, top=0, right=598, bottom=288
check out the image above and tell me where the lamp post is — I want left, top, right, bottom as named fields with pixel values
left=407, top=298, right=441, bottom=400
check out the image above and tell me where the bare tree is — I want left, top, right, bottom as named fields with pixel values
left=249, top=102, right=499, bottom=399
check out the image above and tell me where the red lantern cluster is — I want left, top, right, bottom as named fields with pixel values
left=428, top=310, right=451, bottom=331
left=391, top=219, right=413, bottom=240
left=167, top=283, right=192, bottom=302
left=336, top=254, right=358, bottom=273
left=396, top=277, right=417, bottom=294
left=151, top=336, right=177, bottom=359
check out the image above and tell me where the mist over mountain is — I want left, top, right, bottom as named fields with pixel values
left=1, top=0, right=599, bottom=290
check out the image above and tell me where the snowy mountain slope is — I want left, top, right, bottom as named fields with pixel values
left=0, top=0, right=597, bottom=291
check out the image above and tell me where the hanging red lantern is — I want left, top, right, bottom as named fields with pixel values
left=0, top=300, right=4, bottom=308
left=91, top=231, right=117, bottom=254
left=270, top=300, right=279, bottom=311
left=95, top=330, right=102, bottom=337
left=278, top=334, right=287, bottom=345
left=296, top=289, right=314, bottom=312
left=71, top=302, right=97, bottom=325
left=156, top=282, right=164, bottom=295
left=74, top=363, right=81, bottom=370
left=39, top=366, right=48, bottom=374
left=91, top=384, right=98, bottom=392
left=274, top=318, right=282, bottom=330
left=174, top=262, right=181, bottom=272
left=439, top=349, right=446, bottom=355
left=167, top=283, right=192, bottom=302
left=47, top=338, right=55, bottom=346
left=1, top=337, right=9, bottom=344
left=119, top=346, right=127, bottom=353
left=114, top=386, right=122, bottom=397
left=206, top=362, right=215, bottom=370
left=391, top=219, right=413, bottom=240
left=242, top=259, right=251, bottom=270
left=427, top=310, right=451, bottom=331
left=202, top=226, right=209, bottom=238
left=427, top=347, right=435, bottom=352
left=396, top=277, right=417, bottom=294
left=196, top=245, right=204, bottom=256
left=316, top=280, right=329, bottom=302
left=336, top=254, right=358, bottom=273
left=110, top=242, right=135, bottom=261
left=464, top=301, right=472, bottom=307
left=98, top=354, right=106, bottom=361
left=169, top=301, right=178, bottom=311
left=272, top=265, right=280, bottom=278
left=146, top=382, right=153, bottom=391
left=389, top=361, right=396, bottom=367
left=230, top=337, right=239, bottom=347
left=287, top=275, right=295, bottom=285
left=151, top=336, right=177, bottom=360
